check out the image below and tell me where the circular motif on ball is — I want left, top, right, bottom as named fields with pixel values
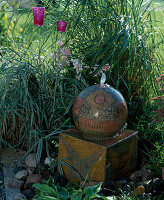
left=72, top=84, right=128, bottom=140
left=94, top=94, right=105, bottom=104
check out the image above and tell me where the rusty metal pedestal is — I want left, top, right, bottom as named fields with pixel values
left=58, top=128, right=138, bottom=183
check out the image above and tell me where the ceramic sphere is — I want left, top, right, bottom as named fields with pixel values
left=72, top=84, right=128, bottom=140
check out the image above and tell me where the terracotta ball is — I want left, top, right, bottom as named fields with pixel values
left=72, top=84, right=128, bottom=140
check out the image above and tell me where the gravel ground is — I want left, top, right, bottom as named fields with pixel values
left=0, top=162, right=6, bottom=200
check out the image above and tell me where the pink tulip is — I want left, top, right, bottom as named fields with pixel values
left=32, top=7, right=45, bottom=26
left=57, top=21, right=67, bottom=32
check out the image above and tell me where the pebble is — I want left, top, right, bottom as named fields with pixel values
left=7, top=179, right=24, bottom=189
left=128, top=181, right=135, bottom=190
left=14, top=193, right=26, bottom=200
left=122, top=184, right=131, bottom=193
left=141, top=168, right=154, bottom=181
left=42, top=169, right=52, bottom=180
left=0, top=180, right=3, bottom=186
left=152, top=178, right=163, bottom=190
left=26, top=167, right=35, bottom=175
left=143, top=179, right=153, bottom=193
left=14, top=170, right=28, bottom=180
left=22, top=188, right=35, bottom=199
left=130, top=171, right=142, bottom=183
left=14, top=167, right=27, bottom=174
left=25, top=174, right=42, bottom=188
left=25, top=153, right=37, bottom=168
left=135, top=185, right=145, bottom=196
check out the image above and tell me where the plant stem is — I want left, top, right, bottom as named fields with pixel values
left=53, top=32, right=62, bottom=110
left=39, top=25, right=41, bottom=66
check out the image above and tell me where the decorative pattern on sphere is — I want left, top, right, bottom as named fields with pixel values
left=72, top=84, right=128, bottom=140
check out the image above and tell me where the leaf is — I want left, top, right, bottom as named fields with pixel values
left=70, top=193, right=83, bottom=200
left=55, top=185, right=69, bottom=200
left=90, top=195, right=114, bottom=200
left=33, top=183, right=58, bottom=198
left=83, top=183, right=102, bottom=199
left=34, top=196, right=59, bottom=200
left=36, top=138, right=43, bottom=164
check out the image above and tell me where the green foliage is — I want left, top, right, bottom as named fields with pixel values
left=33, top=177, right=144, bottom=200
left=5, top=0, right=163, bottom=100
left=33, top=178, right=104, bottom=200
left=145, top=141, right=164, bottom=176
left=0, top=1, right=10, bottom=46
left=134, top=101, right=164, bottom=176
left=0, top=45, right=86, bottom=154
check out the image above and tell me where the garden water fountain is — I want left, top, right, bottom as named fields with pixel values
left=58, top=74, right=138, bottom=183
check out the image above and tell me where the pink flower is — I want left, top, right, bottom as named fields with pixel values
left=32, top=7, right=45, bottom=26
left=155, top=74, right=164, bottom=86
left=57, top=21, right=67, bottom=32
left=76, top=64, right=83, bottom=73
left=50, top=53, right=56, bottom=59
left=62, top=47, right=71, bottom=56
left=57, top=41, right=64, bottom=46
left=102, top=63, right=111, bottom=71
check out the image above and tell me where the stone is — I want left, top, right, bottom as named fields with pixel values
left=141, top=168, right=154, bottom=181
left=143, top=179, right=153, bottom=193
left=135, top=185, right=145, bottom=196
left=22, top=188, right=35, bottom=199
left=25, top=153, right=37, bottom=168
left=7, top=179, right=24, bottom=189
left=0, top=180, right=3, bottom=186
left=128, top=181, right=135, bottom=190
left=14, top=193, right=26, bottom=200
left=122, top=184, right=131, bottom=193
left=14, top=167, right=27, bottom=174
left=25, top=174, right=42, bottom=188
left=42, top=169, right=52, bottom=180
left=114, top=179, right=127, bottom=189
left=130, top=171, right=142, bottom=183
left=26, top=182, right=35, bottom=190
left=26, top=167, right=35, bottom=175
left=14, top=170, right=28, bottom=180
left=152, top=178, right=163, bottom=190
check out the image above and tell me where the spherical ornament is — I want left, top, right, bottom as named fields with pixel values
left=72, top=84, right=128, bottom=140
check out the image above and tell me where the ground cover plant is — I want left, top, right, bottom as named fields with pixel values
left=0, top=0, right=163, bottom=199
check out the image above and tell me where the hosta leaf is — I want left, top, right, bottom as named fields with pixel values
left=55, top=185, right=69, bottom=200
left=70, top=193, right=83, bottom=200
left=83, top=183, right=102, bottom=199
left=33, top=183, right=58, bottom=197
